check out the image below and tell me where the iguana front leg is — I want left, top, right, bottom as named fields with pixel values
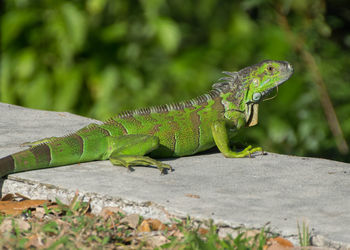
left=107, top=135, right=172, bottom=174
left=211, top=120, right=262, bottom=158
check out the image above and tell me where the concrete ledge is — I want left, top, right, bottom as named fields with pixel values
left=1, top=103, right=349, bottom=249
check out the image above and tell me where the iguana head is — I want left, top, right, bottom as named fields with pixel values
left=242, top=60, right=293, bottom=104
left=242, top=59, right=293, bottom=126
left=211, top=60, right=293, bottom=126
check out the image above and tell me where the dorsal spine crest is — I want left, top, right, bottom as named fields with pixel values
left=104, top=70, right=243, bottom=122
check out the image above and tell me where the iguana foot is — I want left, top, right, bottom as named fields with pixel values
left=222, top=145, right=263, bottom=158
left=241, top=145, right=263, bottom=157
left=110, top=155, right=172, bottom=174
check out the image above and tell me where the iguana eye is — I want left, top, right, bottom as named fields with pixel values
left=267, top=66, right=274, bottom=72
left=252, top=93, right=261, bottom=102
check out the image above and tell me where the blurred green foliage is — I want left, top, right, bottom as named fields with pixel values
left=1, top=0, right=349, bottom=162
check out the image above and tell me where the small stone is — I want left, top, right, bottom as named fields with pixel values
left=120, top=214, right=139, bottom=229
left=146, top=235, right=169, bottom=247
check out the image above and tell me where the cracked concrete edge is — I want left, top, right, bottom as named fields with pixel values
left=1, top=176, right=179, bottom=222
left=2, top=176, right=348, bottom=249
left=311, top=235, right=350, bottom=250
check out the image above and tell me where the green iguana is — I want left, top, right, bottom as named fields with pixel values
left=0, top=60, right=293, bottom=177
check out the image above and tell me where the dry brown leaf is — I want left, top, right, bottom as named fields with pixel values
left=120, top=214, right=139, bottom=229
left=1, top=193, right=32, bottom=201
left=138, top=220, right=151, bottom=232
left=100, top=206, right=125, bottom=219
left=198, top=227, right=209, bottom=235
left=138, top=218, right=167, bottom=232
left=0, top=193, right=15, bottom=201
left=271, top=237, right=294, bottom=247
left=265, top=236, right=294, bottom=250
left=0, top=200, right=50, bottom=215
left=146, top=219, right=166, bottom=231
left=167, top=223, right=178, bottom=231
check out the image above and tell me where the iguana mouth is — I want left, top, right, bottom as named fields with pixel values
left=279, top=62, right=294, bottom=83
left=262, top=62, right=293, bottom=99
left=261, top=82, right=282, bottom=101
left=261, top=88, right=274, bottom=99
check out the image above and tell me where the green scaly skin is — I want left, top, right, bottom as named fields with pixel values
left=0, top=60, right=293, bottom=176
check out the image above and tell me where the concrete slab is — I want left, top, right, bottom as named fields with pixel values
left=0, top=103, right=349, bottom=249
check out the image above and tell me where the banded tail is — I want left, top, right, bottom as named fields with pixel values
left=0, top=127, right=110, bottom=178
